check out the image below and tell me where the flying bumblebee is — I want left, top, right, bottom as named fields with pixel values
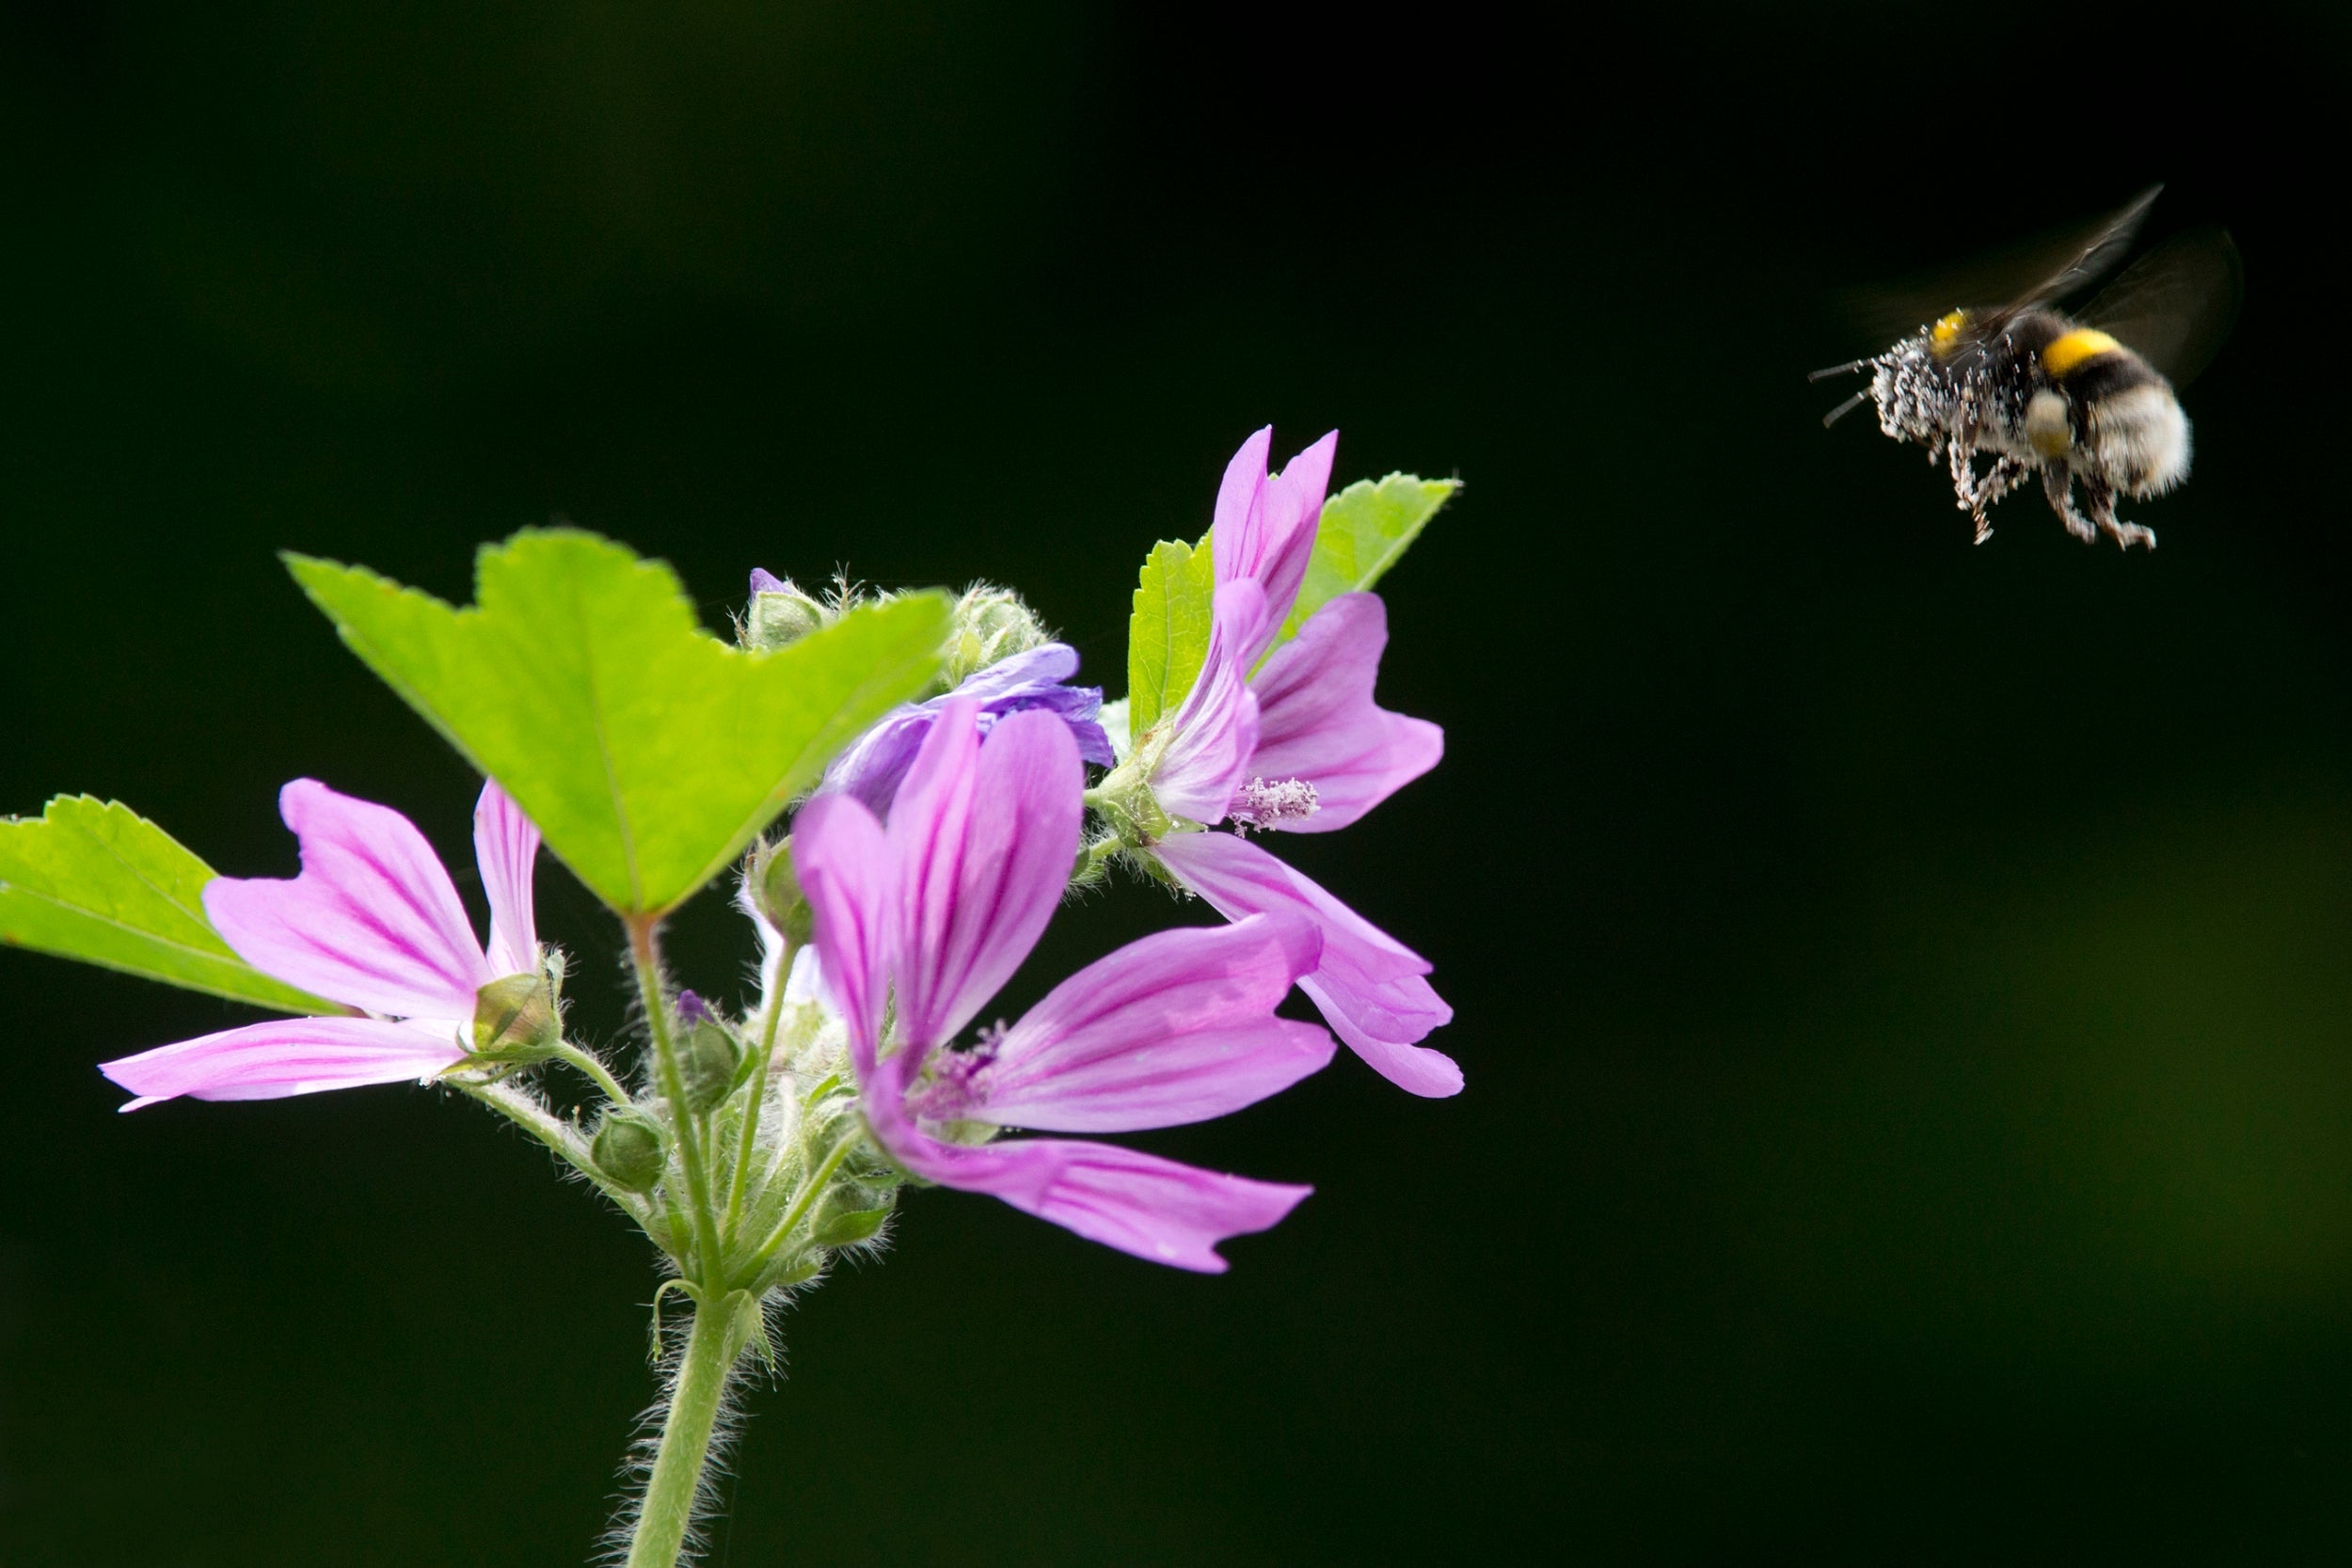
left=1814, top=185, right=2241, bottom=549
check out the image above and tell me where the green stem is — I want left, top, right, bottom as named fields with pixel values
left=628, top=917, right=724, bottom=1280
left=452, top=1078, right=649, bottom=1220
left=734, top=1132, right=859, bottom=1287
left=553, top=1042, right=632, bottom=1107
left=723, top=976, right=788, bottom=1243
left=625, top=1291, right=755, bottom=1568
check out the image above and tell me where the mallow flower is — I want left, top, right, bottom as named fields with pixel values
left=794, top=698, right=1335, bottom=1271
left=100, top=779, right=545, bottom=1109
left=1123, top=427, right=1459, bottom=1099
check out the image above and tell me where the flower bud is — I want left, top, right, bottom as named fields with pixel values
left=471, top=972, right=560, bottom=1057
left=757, top=1250, right=824, bottom=1291
left=747, top=836, right=814, bottom=946
left=678, top=1016, right=744, bottom=1115
left=943, top=584, right=1051, bottom=686
left=811, top=1181, right=896, bottom=1246
left=744, top=574, right=831, bottom=651
left=591, top=1109, right=666, bottom=1193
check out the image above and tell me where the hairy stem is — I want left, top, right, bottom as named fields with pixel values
left=625, top=1291, right=754, bottom=1568
left=452, top=1077, right=649, bottom=1221
left=628, top=916, right=724, bottom=1278
left=553, top=1042, right=633, bottom=1107
left=734, top=1132, right=858, bottom=1287
left=723, top=980, right=787, bottom=1243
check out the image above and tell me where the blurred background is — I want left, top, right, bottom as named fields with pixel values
left=6, top=1, right=2352, bottom=1561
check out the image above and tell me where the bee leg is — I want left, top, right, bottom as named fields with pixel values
left=2041, top=465, right=2098, bottom=545
left=2084, top=479, right=2156, bottom=551
left=1954, top=454, right=2026, bottom=545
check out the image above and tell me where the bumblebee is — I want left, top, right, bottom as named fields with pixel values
left=1816, top=186, right=2241, bottom=549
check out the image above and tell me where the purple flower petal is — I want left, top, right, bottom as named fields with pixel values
left=953, top=642, right=1079, bottom=701
left=101, top=1016, right=465, bottom=1110
left=822, top=642, right=1111, bottom=813
left=968, top=914, right=1334, bottom=1132
left=890, top=704, right=1082, bottom=1051
left=822, top=710, right=934, bottom=816
left=204, top=779, right=491, bottom=1022
left=473, top=781, right=541, bottom=977
left=1151, top=580, right=1266, bottom=823
left=1150, top=832, right=1461, bottom=1098
left=792, top=792, right=898, bottom=1077
left=749, top=567, right=789, bottom=595
left=1247, top=593, right=1444, bottom=833
left=884, top=1135, right=1312, bottom=1274
left=1213, top=427, right=1338, bottom=657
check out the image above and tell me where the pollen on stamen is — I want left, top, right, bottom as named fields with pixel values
left=1229, top=776, right=1319, bottom=832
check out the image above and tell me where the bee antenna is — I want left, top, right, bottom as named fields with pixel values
left=1820, top=391, right=1869, bottom=429
left=1807, top=358, right=1868, bottom=382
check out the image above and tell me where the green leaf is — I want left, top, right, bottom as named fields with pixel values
left=1278, top=473, right=1458, bottom=644
left=0, top=797, right=342, bottom=1013
left=287, top=529, right=948, bottom=918
left=1125, top=538, right=1216, bottom=736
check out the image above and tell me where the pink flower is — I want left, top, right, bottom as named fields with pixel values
left=100, top=780, right=543, bottom=1110
left=1140, top=428, right=1457, bottom=1098
left=794, top=699, right=1334, bottom=1272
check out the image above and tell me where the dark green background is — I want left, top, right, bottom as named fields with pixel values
left=7, top=3, right=2352, bottom=1561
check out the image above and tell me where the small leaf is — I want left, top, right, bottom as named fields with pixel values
left=288, top=529, right=948, bottom=917
left=1125, top=538, right=1216, bottom=735
left=0, top=797, right=342, bottom=1013
left=1278, top=474, right=1458, bottom=644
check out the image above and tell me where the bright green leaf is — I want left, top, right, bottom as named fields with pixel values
left=1278, top=473, right=1458, bottom=644
left=0, top=797, right=342, bottom=1013
left=287, top=530, right=948, bottom=918
left=1126, top=538, right=1216, bottom=736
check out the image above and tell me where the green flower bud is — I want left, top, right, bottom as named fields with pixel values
left=471, top=972, right=560, bottom=1058
left=744, top=576, right=830, bottom=651
left=678, top=1017, right=744, bottom=1115
left=591, top=1110, right=666, bottom=1193
left=757, top=1251, right=824, bottom=1291
left=811, top=1182, right=896, bottom=1246
left=748, top=836, right=814, bottom=946
left=943, top=583, right=1051, bottom=686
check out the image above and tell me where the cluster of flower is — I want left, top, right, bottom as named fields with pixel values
left=98, top=428, right=1453, bottom=1274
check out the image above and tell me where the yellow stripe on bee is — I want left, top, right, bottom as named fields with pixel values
left=1930, top=310, right=1967, bottom=356
left=2042, top=328, right=2123, bottom=378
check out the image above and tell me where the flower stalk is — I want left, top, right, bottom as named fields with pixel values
left=626, top=1290, right=759, bottom=1568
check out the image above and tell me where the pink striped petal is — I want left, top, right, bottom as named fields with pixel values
left=101, top=1016, right=465, bottom=1109
left=888, top=704, right=1081, bottom=1052
left=791, top=793, right=898, bottom=1084
left=204, top=780, right=492, bottom=1021
left=1151, top=832, right=1461, bottom=1098
left=891, top=1134, right=1312, bottom=1273
left=969, top=914, right=1334, bottom=1132
left=1151, top=580, right=1266, bottom=824
left=1211, top=428, right=1337, bottom=652
left=474, top=781, right=542, bottom=977
left=1211, top=425, right=1273, bottom=564
left=1248, top=594, right=1444, bottom=832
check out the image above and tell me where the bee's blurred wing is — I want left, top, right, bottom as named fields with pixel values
left=2083, top=228, right=2244, bottom=388
left=1833, top=185, right=2165, bottom=352
left=2001, top=184, right=2164, bottom=316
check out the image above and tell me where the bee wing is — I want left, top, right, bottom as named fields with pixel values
left=1836, top=185, right=2164, bottom=352
left=1995, top=184, right=2165, bottom=318
left=2082, top=227, right=2245, bottom=388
